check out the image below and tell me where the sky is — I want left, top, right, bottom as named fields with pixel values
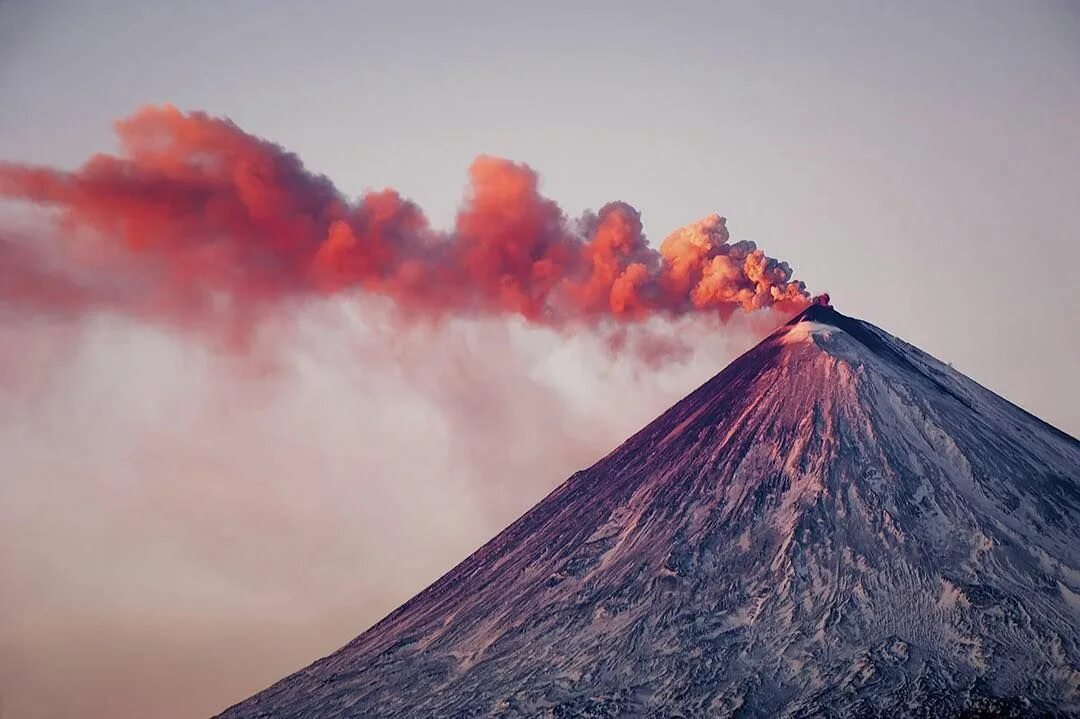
left=0, top=2, right=1078, bottom=717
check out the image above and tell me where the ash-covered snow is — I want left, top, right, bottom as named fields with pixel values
left=217, top=304, right=1080, bottom=719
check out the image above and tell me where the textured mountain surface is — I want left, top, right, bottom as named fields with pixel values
left=217, top=304, right=1080, bottom=718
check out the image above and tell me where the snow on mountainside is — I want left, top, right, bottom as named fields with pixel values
left=217, top=303, right=1080, bottom=718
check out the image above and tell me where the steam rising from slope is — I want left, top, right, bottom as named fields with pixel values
left=0, top=105, right=808, bottom=345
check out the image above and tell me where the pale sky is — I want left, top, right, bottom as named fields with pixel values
left=0, top=2, right=1078, bottom=717
left=3, top=0, right=1077, bottom=429
left=4, top=1, right=1075, bottom=431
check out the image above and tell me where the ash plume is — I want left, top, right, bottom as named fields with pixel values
left=0, top=105, right=808, bottom=345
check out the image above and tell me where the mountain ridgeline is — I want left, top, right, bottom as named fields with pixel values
left=218, top=303, right=1080, bottom=718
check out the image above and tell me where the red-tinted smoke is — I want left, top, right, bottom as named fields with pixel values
left=0, top=105, right=809, bottom=336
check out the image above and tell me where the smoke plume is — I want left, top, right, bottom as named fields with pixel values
left=0, top=106, right=811, bottom=719
left=0, top=105, right=808, bottom=346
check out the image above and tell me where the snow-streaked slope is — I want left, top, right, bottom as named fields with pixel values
left=217, top=304, right=1080, bottom=718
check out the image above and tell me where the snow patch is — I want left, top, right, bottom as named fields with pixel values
left=780, top=321, right=838, bottom=345
left=939, top=578, right=970, bottom=610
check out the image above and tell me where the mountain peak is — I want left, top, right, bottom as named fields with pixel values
left=778, top=298, right=938, bottom=386
left=218, top=303, right=1080, bottom=719
left=786, top=293, right=842, bottom=326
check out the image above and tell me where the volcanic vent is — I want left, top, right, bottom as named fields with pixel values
left=218, top=304, right=1080, bottom=718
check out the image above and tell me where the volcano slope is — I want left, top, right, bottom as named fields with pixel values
left=217, top=303, right=1080, bottom=718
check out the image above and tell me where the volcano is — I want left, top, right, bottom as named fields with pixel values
left=217, top=303, right=1079, bottom=718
